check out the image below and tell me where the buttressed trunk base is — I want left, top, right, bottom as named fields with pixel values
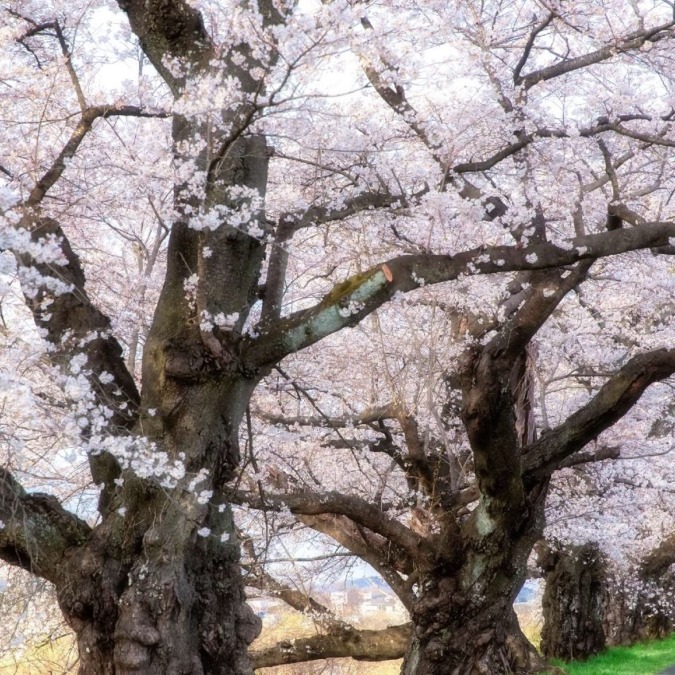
left=402, top=585, right=547, bottom=675
left=57, top=503, right=260, bottom=675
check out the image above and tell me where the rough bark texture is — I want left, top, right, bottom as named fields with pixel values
left=4, top=4, right=675, bottom=675
left=403, top=596, right=546, bottom=675
left=4, top=2, right=273, bottom=670
left=604, top=536, right=675, bottom=646
left=54, top=395, right=262, bottom=674
left=251, top=624, right=412, bottom=668
left=540, top=543, right=608, bottom=661
left=236, top=271, right=675, bottom=672
left=396, top=478, right=550, bottom=675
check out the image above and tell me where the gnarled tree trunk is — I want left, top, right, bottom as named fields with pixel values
left=539, top=542, right=608, bottom=661
left=403, top=593, right=544, bottom=675
left=55, top=384, right=262, bottom=674
left=401, top=494, right=549, bottom=675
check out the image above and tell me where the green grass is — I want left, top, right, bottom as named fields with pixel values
left=552, top=633, right=675, bottom=674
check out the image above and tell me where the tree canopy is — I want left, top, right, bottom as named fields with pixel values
left=0, top=1, right=674, bottom=673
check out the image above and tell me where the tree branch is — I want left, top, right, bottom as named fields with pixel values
left=25, top=104, right=169, bottom=207
left=230, top=489, right=433, bottom=564
left=251, top=622, right=411, bottom=669
left=258, top=403, right=407, bottom=429
left=0, top=467, right=91, bottom=584
left=245, top=565, right=350, bottom=633
left=513, top=13, right=556, bottom=84
left=461, top=263, right=592, bottom=514
left=557, top=444, right=621, bottom=469
left=277, top=189, right=408, bottom=234
left=524, top=348, right=675, bottom=479
left=245, top=222, right=675, bottom=368
left=261, top=191, right=414, bottom=323
left=519, top=20, right=675, bottom=89
left=298, top=513, right=415, bottom=608
left=14, top=216, right=140, bottom=431
left=14, top=217, right=141, bottom=509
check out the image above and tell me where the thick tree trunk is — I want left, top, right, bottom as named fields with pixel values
left=55, top=380, right=262, bottom=674
left=56, top=498, right=261, bottom=674
left=402, top=597, right=544, bottom=675
left=401, top=504, right=549, bottom=675
left=540, top=543, right=607, bottom=661
left=58, top=530, right=260, bottom=674
left=604, top=574, right=675, bottom=646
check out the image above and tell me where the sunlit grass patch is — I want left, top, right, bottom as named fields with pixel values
left=552, top=633, right=675, bottom=674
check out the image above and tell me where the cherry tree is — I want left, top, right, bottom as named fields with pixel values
left=0, top=1, right=674, bottom=674
left=538, top=404, right=675, bottom=660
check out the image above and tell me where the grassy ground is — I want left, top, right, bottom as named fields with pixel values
left=553, top=634, right=675, bottom=675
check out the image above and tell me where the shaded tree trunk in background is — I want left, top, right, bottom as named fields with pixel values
left=539, top=542, right=608, bottom=661
left=540, top=536, right=675, bottom=663
left=605, top=535, right=675, bottom=645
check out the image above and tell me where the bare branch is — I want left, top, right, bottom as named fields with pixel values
left=25, top=104, right=169, bottom=207
left=230, top=489, right=434, bottom=564
left=558, top=445, right=621, bottom=468
left=251, top=622, right=410, bottom=669
left=299, top=513, right=415, bottom=608
left=520, top=20, right=675, bottom=89
left=513, top=13, right=556, bottom=84
left=244, top=563, right=350, bottom=633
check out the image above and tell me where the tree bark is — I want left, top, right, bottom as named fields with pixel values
left=540, top=543, right=608, bottom=661
left=402, top=583, right=546, bottom=675
left=540, top=537, right=675, bottom=660
left=398, top=490, right=549, bottom=675
left=604, top=536, right=675, bottom=646
left=251, top=624, right=412, bottom=669
left=54, top=389, right=262, bottom=674
left=5, top=4, right=675, bottom=674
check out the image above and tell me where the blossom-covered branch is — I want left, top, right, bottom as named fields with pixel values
left=245, top=222, right=675, bottom=368
left=13, top=217, right=140, bottom=430
left=12, top=216, right=141, bottom=511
